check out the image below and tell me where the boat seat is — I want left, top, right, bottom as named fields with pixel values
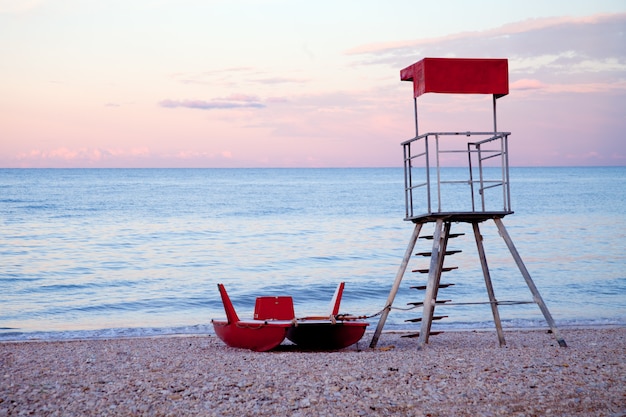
left=254, top=296, right=295, bottom=320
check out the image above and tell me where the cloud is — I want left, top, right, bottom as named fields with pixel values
left=253, top=76, right=309, bottom=85
left=9, top=147, right=238, bottom=168
left=346, top=12, right=626, bottom=100
left=0, top=0, right=43, bottom=14
left=347, top=13, right=625, bottom=57
left=346, top=13, right=626, bottom=73
left=171, top=67, right=257, bottom=86
left=511, top=78, right=626, bottom=94
left=170, top=68, right=309, bottom=89
left=15, top=147, right=151, bottom=163
left=174, top=149, right=233, bottom=160
left=159, top=97, right=266, bottom=110
left=510, top=79, right=547, bottom=91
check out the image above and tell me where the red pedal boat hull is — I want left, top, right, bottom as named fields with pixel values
left=212, top=284, right=292, bottom=352
left=286, top=321, right=368, bottom=350
left=212, top=319, right=291, bottom=352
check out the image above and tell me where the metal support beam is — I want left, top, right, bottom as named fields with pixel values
left=413, top=97, right=419, bottom=136
left=492, top=94, right=498, bottom=132
left=472, top=222, right=506, bottom=346
left=493, top=218, right=567, bottom=347
left=370, top=222, right=423, bottom=348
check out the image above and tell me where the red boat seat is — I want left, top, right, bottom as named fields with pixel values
left=254, top=296, right=295, bottom=320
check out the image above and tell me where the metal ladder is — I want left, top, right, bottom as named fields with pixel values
left=370, top=218, right=567, bottom=349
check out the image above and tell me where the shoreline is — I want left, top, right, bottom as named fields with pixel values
left=1, top=327, right=624, bottom=416
left=2, top=322, right=624, bottom=344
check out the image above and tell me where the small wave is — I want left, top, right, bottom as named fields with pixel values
left=0, top=198, right=28, bottom=203
left=38, top=283, right=92, bottom=291
left=22, top=204, right=57, bottom=210
left=2, top=318, right=623, bottom=343
left=0, top=324, right=215, bottom=342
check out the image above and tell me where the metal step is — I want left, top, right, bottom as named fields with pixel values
left=419, top=233, right=465, bottom=240
left=407, top=299, right=452, bottom=307
left=415, top=250, right=462, bottom=257
left=410, top=283, right=455, bottom=290
left=412, top=267, right=458, bottom=274
left=401, top=331, right=444, bottom=338
left=404, top=315, right=448, bottom=323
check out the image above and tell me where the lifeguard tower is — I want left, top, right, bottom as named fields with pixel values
left=370, top=58, right=566, bottom=348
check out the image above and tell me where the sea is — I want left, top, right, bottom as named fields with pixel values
left=1, top=167, right=625, bottom=341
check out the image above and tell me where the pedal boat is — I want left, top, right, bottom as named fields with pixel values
left=211, top=284, right=293, bottom=352
left=211, top=282, right=368, bottom=351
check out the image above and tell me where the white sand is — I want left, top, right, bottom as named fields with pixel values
left=1, top=327, right=625, bottom=416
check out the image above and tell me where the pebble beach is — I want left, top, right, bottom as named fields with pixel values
left=1, top=327, right=624, bottom=416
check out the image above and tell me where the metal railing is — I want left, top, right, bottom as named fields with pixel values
left=402, top=131, right=512, bottom=220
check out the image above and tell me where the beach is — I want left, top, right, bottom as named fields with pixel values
left=1, top=327, right=624, bottom=416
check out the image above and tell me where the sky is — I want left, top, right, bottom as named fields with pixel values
left=1, top=0, right=625, bottom=168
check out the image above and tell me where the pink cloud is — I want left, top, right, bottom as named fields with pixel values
left=510, top=79, right=548, bottom=91
left=169, top=68, right=309, bottom=88
left=170, top=67, right=256, bottom=85
left=159, top=98, right=265, bottom=110
left=17, top=147, right=103, bottom=161
left=0, top=0, right=44, bottom=14
left=549, top=80, right=626, bottom=93
left=14, top=147, right=150, bottom=165
left=253, top=76, right=309, bottom=85
left=8, top=147, right=239, bottom=168
left=511, top=78, right=626, bottom=94
left=218, top=94, right=261, bottom=102
left=346, top=13, right=625, bottom=56
left=174, top=150, right=232, bottom=160
left=345, top=12, right=626, bottom=101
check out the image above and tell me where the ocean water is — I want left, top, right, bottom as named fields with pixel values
left=1, top=167, right=625, bottom=341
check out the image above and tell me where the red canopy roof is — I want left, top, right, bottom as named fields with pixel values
left=400, top=58, right=509, bottom=99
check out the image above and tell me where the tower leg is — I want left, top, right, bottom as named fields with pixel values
left=493, top=218, right=567, bottom=347
left=417, top=220, right=451, bottom=348
left=370, top=222, right=423, bottom=348
left=472, top=222, right=506, bottom=346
